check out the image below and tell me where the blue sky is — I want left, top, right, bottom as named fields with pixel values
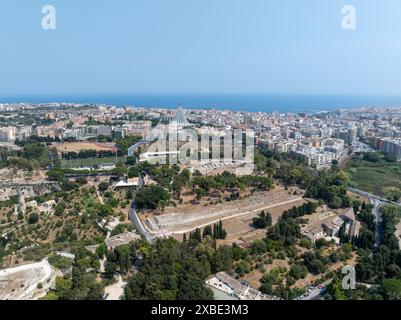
left=1, top=0, right=401, bottom=96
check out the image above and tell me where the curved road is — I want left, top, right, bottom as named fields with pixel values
left=129, top=202, right=156, bottom=243
left=127, top=140, right=148, bottom=157
left=347, top=187, right=396, bottom=247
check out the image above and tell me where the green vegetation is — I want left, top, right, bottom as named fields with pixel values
left=1, top=142, right=52, bottom=170
left=62, top=149, right=116, bottom=160
left=345, top=152, right=401, bottom=200
left=135, top=185, right=171, bottom=211
left=187, top=221, right=227, bottom=241
left=41, top=247, right=104, bottom=300
left=191, top=171, right=274, bottom=196
left=48, top=254, right=73, bottom=270
left=4, top=143, right=395, bottom=300
left=124, top=238, right=214, bottom=300
left=281, top=202, right=318, bottom=219
left=327, top=204, right=401, bottom=300
left=258, top=148, right=350, bottom=208
left=115, top=136, right=141, bottom=155
left=22, top=244, right=52, bottom=262
left=252, top=211, right=272, bottom=229
left=61, top=156, right=119, bottom=169
left=28, top=213, right=39, bottom=224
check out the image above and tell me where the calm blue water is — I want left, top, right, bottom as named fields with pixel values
left=1, top=94, right=401, bottom=113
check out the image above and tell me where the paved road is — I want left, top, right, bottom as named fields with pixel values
left=348, top=187, right=401, bottom=207
left=127, top=140, right=148, bottom=157
left=298, top=279, right=332, bottom=300
left=348, top=187, right=394, bottom=247
left=129, top=203, right=156, bottom=243
left=348, top=187, right=401, bottom=273
left=372, top=198, right=383, bottom=247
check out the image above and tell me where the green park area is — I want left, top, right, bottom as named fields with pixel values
left=61, top=155, right=122, bottom=169
left=345, top=152, right=401, bottom=201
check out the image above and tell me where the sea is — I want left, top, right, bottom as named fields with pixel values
left=2, top=94, right=401, bottom=114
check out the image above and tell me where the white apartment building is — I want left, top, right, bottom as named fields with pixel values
left=0, top=127, right=16, bottom=142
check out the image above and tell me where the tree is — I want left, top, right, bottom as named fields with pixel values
left=53, top=276, right=73, bottom=300
left=355, top=229, right=375, bottom=249
left=125, top=238, right=214, bottom=300
left=267, top=218, right=301, bottom=245
left=308, top=259, right=326, bottom=275
left=212, top=246, right=233, bottom=272
left=202, top=226, right=213, bottom=238
left=104, top=261, right=117, bottom=279
left=330, top=196, right=343, bottom=209
left=212, top=221, right=227, bottom=240
left=195, top=188, right=206, bottom=201
left=192, top=228, right=202, bottom=242
left=98, top=182, right=109, bottom=192
left=338, top=221, right=348, bottom=244
left=289, top=264, right=307, bottom=280
left=363, top=152, right=380, bottom=163
left=28, top=213, right=39, bottom=224
left=326, top=277, right=348, bottom=300
left=250, top=240, right=267, bottom=255
left=177, top=274, right=214, bottom=300
left=252, top=211, right=272, bottom=229
left=315, top=238, right=328, bottom=249
left=381, top=278, right=401, bottom=300
left=135, top=185, right=171, bottom=210
left=97, top=204, right=114, bottom=217
left=235, top=260, right=251, bottom=276
left=115, top=245, right=132, bottom=273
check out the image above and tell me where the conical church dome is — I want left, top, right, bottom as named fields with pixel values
left=170, top=105, right=190, bottom=127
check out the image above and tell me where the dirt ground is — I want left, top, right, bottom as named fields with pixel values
left=53, top=141, right=117, bottom=153
left=347, top=191, right=370, bottom=204
left=144, top=186, right=306, bottom=237
left=219, top=197, right=307, bottom=245
left=242, top=258, right=290, bottom=290
left=0, top=168, right=47, bottom=183
left=0, top=259, right=56, bottom=300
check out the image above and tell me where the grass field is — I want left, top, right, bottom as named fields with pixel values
left=61, top=156, right=122, bottom=168
left=345, top=155, right=401, bottom=199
